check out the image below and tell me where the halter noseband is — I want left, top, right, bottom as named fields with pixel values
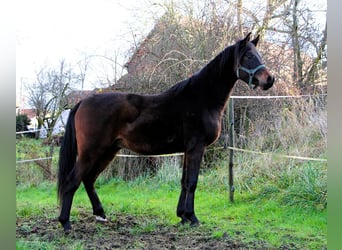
left=236, top=64, right=265, bottom=89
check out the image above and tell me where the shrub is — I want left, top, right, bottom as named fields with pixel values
left=16, top=114, right=30, bottom=133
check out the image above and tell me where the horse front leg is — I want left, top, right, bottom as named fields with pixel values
left=177, top=144, right=205, bottom=226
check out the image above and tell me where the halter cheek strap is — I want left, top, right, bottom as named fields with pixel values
left=236, top=64, right=266, bottom=88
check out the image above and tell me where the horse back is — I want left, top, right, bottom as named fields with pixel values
left=74, top=90, right=223, bottom=155
left=74, top=92, right=185, bottom=155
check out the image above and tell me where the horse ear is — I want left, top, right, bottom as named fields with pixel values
left=241, top=32, right=252, bottom=47
left=251, top=35, right=260, bottom=46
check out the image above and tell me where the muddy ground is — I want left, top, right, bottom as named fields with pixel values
left=16, top=212, right=294, bottom=249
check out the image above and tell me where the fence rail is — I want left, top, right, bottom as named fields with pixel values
left=16, top=157, right=53, bottom=164
left=16, top=129, right=43, bottom=135
left=16, top=93, right=327, bottom=165
left=230, top=94, right=327, bottom=99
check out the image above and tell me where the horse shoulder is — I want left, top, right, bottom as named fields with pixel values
left=191, top=108, right=224, bottom=146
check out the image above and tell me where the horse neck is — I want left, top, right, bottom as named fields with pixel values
left=193, top=46, right=238, bottom=109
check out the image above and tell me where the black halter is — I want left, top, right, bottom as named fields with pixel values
left=236, top=64, right=265, bottom=88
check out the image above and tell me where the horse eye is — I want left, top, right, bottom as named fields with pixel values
left=244, top=54, right=254, bottom=59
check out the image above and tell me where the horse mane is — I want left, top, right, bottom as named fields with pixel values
left=190, top=38, right=246, bottom=79
left=221, top=38, right=246, bottom=72
left=163, top=38, right=247, bottom=98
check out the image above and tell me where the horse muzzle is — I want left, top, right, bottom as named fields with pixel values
left=254, top=69, right=275, bottom=90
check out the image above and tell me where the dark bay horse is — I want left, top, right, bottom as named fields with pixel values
left=57, top=33, right=274, bottom=232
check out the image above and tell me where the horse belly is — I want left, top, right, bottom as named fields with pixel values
left=120, top=123, right=184, bottom=155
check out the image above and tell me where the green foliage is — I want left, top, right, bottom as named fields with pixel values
left=281, top=163, right=327, bottom=210
left=228, top=154, right=327, bottom=212
left=16, top=138, right=59, bottom=185
left=16, top=114, right=31, bottom=132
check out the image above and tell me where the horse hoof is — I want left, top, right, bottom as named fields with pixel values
left=176, top=217, right=190, bottom=226
left=181, top=218, right=190, bottom=224
left=95, top=215, right=107, bottom=223
left=63, top=225, right=72, bottom=234
left=190, top=220, right=200, bottom=227
left=60, top=220, right=72, bottom=234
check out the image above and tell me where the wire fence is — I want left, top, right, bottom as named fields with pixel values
left=16, top=93, right=327, bottom=165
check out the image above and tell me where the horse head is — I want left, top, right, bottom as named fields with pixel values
left=235, top=32, right=275, bottom=90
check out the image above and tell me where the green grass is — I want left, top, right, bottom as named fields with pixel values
left=16, top=163, right=327, bottom=249
left=16, top=137, right=60, bottom=185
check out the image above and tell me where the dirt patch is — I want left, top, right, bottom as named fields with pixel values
left=16, top=212, right=278, bottom=249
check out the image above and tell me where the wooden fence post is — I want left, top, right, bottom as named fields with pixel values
left=228, top=98, right=235, bottom=202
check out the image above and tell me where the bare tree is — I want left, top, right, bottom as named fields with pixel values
left=264, top=0, right=327, bottom=89
left=304, top=20, right=327, bottom=86
left=27, top=60, right=77, bottom=138
left=258, top=0, right=289, bottom=40
left=77, top=54, right=89, bottom=90
left=236, top=0, right=243, bottom=37
left=26, top=60, right=80, bottom=180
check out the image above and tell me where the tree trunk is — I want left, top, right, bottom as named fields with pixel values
left=305, top=21, right=327, bottom=85
left=237, top=0, right=243, bottom=37
left=291, top=0, right=304, bottom=87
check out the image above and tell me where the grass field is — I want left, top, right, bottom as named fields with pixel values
left=16, top=156, right=327, bottom=249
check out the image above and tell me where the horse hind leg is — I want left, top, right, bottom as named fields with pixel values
left=83, top=176, right=107, bottom=222
left=58, top=167, right=82, bottom=233
left=82, top=149, right=119, bottom=223
left=83, top=171, right=108, bottom=223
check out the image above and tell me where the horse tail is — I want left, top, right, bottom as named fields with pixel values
left=57, top=101, right=81, bottom=204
